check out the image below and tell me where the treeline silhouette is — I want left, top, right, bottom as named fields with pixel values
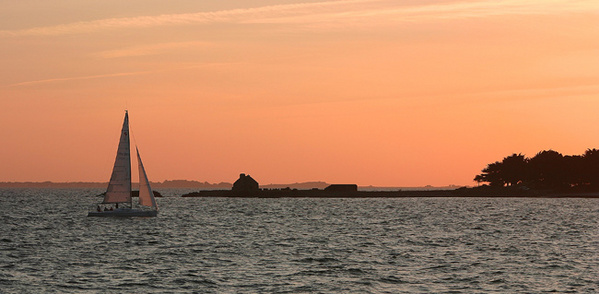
left=474, top=149, right=599, bottom=191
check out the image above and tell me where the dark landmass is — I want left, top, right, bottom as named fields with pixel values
left=3, top=180, right=599, bottom=198
left=475, top=149, right=599, bottom=191
left=181, top=174, right=599, bottom=198
left=359, top=184, right=463, bottom=191
left=181, top=186, right=599, bottom=198
left=450, top=186, right=599, bottom=198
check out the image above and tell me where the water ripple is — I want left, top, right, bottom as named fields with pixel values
left=0, top=189, right=598, bottom=293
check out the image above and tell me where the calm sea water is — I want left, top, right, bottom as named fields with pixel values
left=0, top=188, right=597, bottom=293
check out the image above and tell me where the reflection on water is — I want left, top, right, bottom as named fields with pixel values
left=0, top=188, right=598, bottom=293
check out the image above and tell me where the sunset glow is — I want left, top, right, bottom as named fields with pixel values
left=1, top=0, right=598, bottom=186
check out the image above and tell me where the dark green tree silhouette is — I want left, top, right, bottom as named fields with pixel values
left=582, top=148, right=599, bottom=188
left=528, top=150, right=565, bottom=189
left=563, top=155, right=585, bottom=188
left=474, top=161, right=504, bottom=187
left=501, top=153, right=528, bottom=186
left=474, top=153, right=528, bottom=187
left=475, top=149, right=599, bottom=191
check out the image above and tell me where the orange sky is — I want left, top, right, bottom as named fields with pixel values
left=0, top=0, right=598, bottom=186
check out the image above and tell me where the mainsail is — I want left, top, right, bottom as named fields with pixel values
left=137, top=147, right=157, bottom=209
left=103, top=111, right=132, bottom=204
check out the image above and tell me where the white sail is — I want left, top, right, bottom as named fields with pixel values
left=136, top=147, right=157, bottom=209
left=103, top=111, right=132, bottom=204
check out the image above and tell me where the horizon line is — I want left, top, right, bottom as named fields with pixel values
left=0, top=180, right=466, bottom=188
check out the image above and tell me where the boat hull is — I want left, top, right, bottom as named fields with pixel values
left=88, top=208, right=158, bottom=217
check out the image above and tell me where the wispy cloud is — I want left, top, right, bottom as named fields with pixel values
left=5, top=62, right=244, bottom=87
left=93, top=41, right=211, bottom=59
left=0, top=0, right=369, bottom=37
left=0, top=0, right=596, bottom=37
left=6, top=71, right=157, bottom=87
left=246, top=0, right=599, bottom=27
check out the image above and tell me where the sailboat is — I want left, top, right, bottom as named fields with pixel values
left=88, top=111, right=158, bottom=217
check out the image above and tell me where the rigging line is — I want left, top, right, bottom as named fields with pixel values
left=127, top=109, right=139, bottom=148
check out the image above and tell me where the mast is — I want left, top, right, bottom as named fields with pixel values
left=128, top=110, right=133, bottom=209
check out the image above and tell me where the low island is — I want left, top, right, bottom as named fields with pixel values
left=182, top=149, right=599, bottom=198
left=181, top=173, right=599, bottom=198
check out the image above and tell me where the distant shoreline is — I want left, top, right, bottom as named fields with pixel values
left=0, top=181, right=459, bottom=191
left=3, top=182, right=598, bottom=198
